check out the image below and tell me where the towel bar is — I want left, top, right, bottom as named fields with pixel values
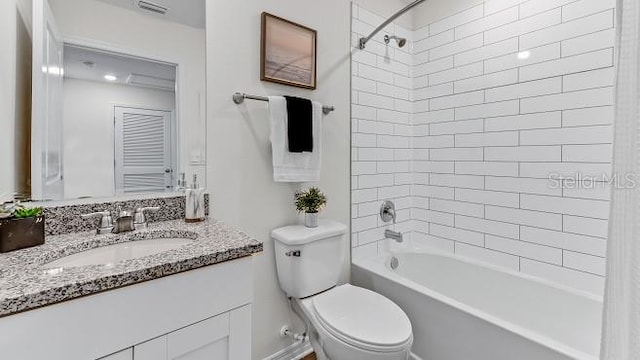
left=232, top=92, right=335, bottom=115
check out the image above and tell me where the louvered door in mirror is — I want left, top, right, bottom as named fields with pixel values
left=114, top=106, right=175, bottom=195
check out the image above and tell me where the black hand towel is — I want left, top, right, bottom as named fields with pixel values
left=284, top=96, right=313, bottom=153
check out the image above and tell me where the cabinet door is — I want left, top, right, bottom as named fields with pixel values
left=98, top=348, right=133, bottom=360
left=134, top=305, right=252, bottom=360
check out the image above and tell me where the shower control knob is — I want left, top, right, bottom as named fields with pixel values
left=285, top=250, right=301, bottom=257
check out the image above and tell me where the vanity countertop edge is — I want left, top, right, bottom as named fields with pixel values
left=0, top=218, right=263, bottom=317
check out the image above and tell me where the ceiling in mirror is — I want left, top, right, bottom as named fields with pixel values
left=96, top=0, right=206, bottom=28
left=64, top=45, right=177, bottom=91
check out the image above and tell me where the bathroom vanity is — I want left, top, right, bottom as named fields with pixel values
left=0, top=217, right=262, bottom=360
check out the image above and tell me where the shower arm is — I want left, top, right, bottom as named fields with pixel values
left=358, top=0, right=426, bottom=49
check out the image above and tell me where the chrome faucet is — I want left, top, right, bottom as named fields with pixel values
left=82, top=207, right=159, bottom=234
left=380, top=201, right=403, bottom=243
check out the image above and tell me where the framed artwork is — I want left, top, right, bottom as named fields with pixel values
left=261, top=12, right=317, bottom=90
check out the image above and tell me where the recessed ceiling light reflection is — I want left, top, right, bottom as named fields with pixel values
left=104, top=74, right=117, bottom=81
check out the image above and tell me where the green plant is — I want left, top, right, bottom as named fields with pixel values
left=13, top=206, right=43, bottom=219
left=294, top=187, right=327, bottom=214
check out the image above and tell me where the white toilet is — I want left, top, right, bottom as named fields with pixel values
left=272, top=220, right=413, bottom=360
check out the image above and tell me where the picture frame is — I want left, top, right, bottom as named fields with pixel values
left=261, top=12, right=317, bottom=90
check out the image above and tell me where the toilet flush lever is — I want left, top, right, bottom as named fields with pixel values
left=285, top=250, right=301, bottom=257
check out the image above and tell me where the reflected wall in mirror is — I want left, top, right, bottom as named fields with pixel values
left=5, top=0, right=206, bottom=202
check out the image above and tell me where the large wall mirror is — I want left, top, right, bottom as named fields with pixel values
left=4, top=0, right=206, bottom=202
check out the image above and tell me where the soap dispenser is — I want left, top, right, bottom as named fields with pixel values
left=185, top=173, right=205, bottom=223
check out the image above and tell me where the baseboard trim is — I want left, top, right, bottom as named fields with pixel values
left=263, top=339, right=313, bottom=360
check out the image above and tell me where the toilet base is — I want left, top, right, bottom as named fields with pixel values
left=292, top=293, right=413, bottom=360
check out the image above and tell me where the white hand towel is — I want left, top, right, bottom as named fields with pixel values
left=269, top=96, right=322, bottom=182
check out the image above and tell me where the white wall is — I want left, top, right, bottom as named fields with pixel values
left=62, top=78, right=175, bottom=199
left=0, top=0, right=31, bottom=202
left=351, top=4, right=415, bottom=259
left=206, top=0, right=351, bottom=358
left=352, top=0, right=415, bottom=29
left=49, top=0, right=207, bottom=188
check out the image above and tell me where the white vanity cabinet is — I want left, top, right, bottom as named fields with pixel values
left=0, top=256, right=254, bottom=360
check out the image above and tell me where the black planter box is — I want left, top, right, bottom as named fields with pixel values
left=0, top=215, right=45, bottom=253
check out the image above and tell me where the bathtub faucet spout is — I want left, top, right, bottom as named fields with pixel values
left=385, top=229, right=403, bottom=243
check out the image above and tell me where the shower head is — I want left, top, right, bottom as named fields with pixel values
left=384, top=35, right=407, bottom=48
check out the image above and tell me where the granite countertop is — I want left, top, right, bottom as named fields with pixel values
left=0, top=218, right=263, bottom=317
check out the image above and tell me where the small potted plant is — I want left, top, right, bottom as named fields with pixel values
left=0, top=204, right=45, bottom=253
left=295, top=187, right=327, bottom=228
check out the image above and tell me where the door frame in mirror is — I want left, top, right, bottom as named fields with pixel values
left=35, top=34, right=192, bottom=201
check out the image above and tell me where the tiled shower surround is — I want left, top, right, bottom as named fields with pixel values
left=351, top=0, right=614, bottom=295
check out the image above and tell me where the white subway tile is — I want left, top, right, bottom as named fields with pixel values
left=455, top=100, right=520, bottom=120
left=378, top=135, right=410, bottom=148
left=430, top=119, right=484, bottom=135
left=456, top=7, right=519, bottom=39
left=430, top=198, right=485, bottom=218
left=563, top=215, right=608, bottom=238
left=353, top=188, right=377, bottom=203
left=359, top=148, right=394, bottom=161
left=455, top=38, right=519, bottom=67
left=431, top=224, right=485, bottom=246
left=377, top=161, right=410, bottom=174
left=521, top=194, right=609, bottom=219
left=412, top=233, right=455, bottom=253
left=563, top=67, right=614, bottom=92
left=430, top=34, right=484, bottom=61
left=562, top=144, right=612, bottom=163
left=485, top=43, right=561, bottom=74
left=520, top=87, right=614, bottom=113
left=429, top=62, right=484, bottom=86
left=520, top=125, right=612, bottom=146
left=520, top=226, right=606, bottom=256
left=352, top=133, right=376, bottom=147
left=413, top=184, right=455, bottom=199
left=415, top=161, right=455, bottom=174
left=456, top=215, right=520, bottom=239
left=414, top=30, right=455, bottom=53
left=430, top=5, right=484, bottom=35
left=454, top=69, right=519, bottom=93
left=485, top=145, right=561, bottom=162
left=455, top=131, right=519, bottom=147
left=455, top=188, right=520, bottom=207
left=562, top=28, right=614, bottom=57
left=379, top=185, right=412, bottom=199
left=430, top=173, right=485, bottom=189
left=486, top=205, right=563, bottom=230
left=520, top=259, right=604, bottom=295
left=520, top=10, right=613, bottom=50
left=359, top=91, right=395, bottom=110
left=414, top=56, right=454, bottom=76
left=353, top=76, right=377, bottom=93
left=352, top=49, right=377, bottom=66
left=414, top=109, right=455, bottom=124
left=519, top=0, right=575, bottom=18
left=358, top=174, right=394, bottom=189
left=378, top=82, right=410, bottom=100
left=352, top=162, right=377, bottom=175
left=352, top=104, right=377, bottom=120
left=431, top=148, right=484, bottom=161
left=562, top=0, right=615, bottom=22
left=485, top=0, right=525, bottom=15
left=414, top=83, right=454, bottom=101
left=486, top=235, right=563, bottom=264
left=378, top=109, right=411, bottom=123
left=358, top=119, right=393, bottom=134
left=485, top=176, right=562, bottom=196
left=357, top=227, right=385, bottom=246
left=519, top=49, right=613, bottom=83
left=485, top=112, right=562, bottom=131
left=520, top=162, right=611, bottom=179
left=562, top=181, right=611, bottom=201
left=563, top=251, right=606, bottom=276
left=563, top=106, right=614, bottom=127
left=413, top=135, right=455, bottom=148
left=357, top=6, right=385, bottom=27
left=352, top=215, right=379, bottom=232
left=455, top=243, right=520, bottom=270
left=358, top=63, right=394, bottom=84
left=430, top=90, right=485, bottom=111
left=484, top=8, right=561, bottom=45
left=412, top=208, right=455, bottom=226
left=455, top=161, right=519, bottom=176
left=485, top=77, right=562, bottom=102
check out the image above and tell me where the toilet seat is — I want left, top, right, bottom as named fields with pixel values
left=311, top=284, right=413, bottom=353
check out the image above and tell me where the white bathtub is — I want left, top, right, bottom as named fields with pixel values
left=352, top=251, right=603, bottom=360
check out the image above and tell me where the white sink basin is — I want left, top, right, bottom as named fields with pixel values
left=43, top=238, right=191, bottom=269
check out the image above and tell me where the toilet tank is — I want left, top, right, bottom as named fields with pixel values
left=272, top=220, right=347, bottom=298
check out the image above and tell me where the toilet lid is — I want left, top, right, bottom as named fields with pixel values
left=312, top=284, right=412, bottom=351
